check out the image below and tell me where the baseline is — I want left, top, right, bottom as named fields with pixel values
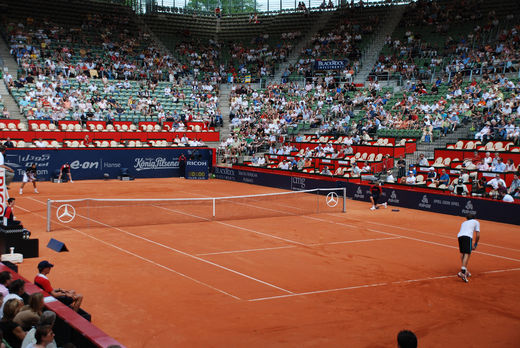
left=248, top=267, right=520, bottom=302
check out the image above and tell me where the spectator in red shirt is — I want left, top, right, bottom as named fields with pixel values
left=34, top=261, right=83, bottom=312
left=3, top=198, right=21, bottom=226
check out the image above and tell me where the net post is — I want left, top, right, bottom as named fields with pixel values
left=212, top=198, right=215, bottom=217
left=46, top=199, right=51, bottom=232
left=342, top=187, right=346, bottom=213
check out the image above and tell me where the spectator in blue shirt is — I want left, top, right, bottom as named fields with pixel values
left=435, top=169, right=450, bottom=187
left=493, top=158, right=506, bottom=172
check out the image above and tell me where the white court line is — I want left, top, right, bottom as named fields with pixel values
left=301, top=214, right=520, bottom=264
left=325, top=213, right=520, bottom=253
left=197, top=236, right=402, bottom=256
left=248, top=267, right=520, bottom=302
left=16, top=204, right=241, bottom=300
left=306, top=236, right=401, bottom=247
left=198, top=245, right=295, bottom=256
left=365, top=228, right=520, bottom=263
left=160, top=190, right=520, bottom=262
left=28, top=197, right=294, bottom=295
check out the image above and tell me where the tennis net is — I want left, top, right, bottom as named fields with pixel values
left=46, top=188, right=346, bottom=231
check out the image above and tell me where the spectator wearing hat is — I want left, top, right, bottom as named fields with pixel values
left=34, top=261, right=83, bottom=312
left=401, top=171, right=416, bottom=185
left=426, top=167, right=437, bottom=183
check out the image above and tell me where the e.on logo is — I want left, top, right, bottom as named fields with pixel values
left=70, top=160, right=99, bottom=170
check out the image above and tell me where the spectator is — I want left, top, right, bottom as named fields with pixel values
left=426, top=167, right=437, bottom=183
left=402, top=171, right=416, bottom=184
left=386, top=170, right=395, bottom=183
left=14, top=292, right=44, bottom=331
left=351, top=162, right=361, bottom=176
left=418, top=154, right=429, bottom=166
left=0, top=272, right=13, bottom=299
left=492, top=158, right=506, bottom=172
left=435, top=169, right=450, bottom=187
left=472, top=177, right=486, bottom=196
left=452, top=178, right=469, bottom=196
left=0, top=298, right=26, bottom=347
left=3, top=198, right=21, bottom=226
left=508, top=174, right=520, bottom=197
left=505, top=159, right=517, bottom=172
left=3, top=138, right=14, bottom=148
left=27, top=324, right=55, bottom=348
left=0, top=145, right=15, bottom=188
left=397, top=156, right=407, bottom=178
left=397, top=330, right=417, bottom=348
left=21, top=310, right=58, bottom=348
left=321, top=166, right=332, bottom=176
left=34, top=261, right=83, bottom=312
left=0, top=279, right=25, bottom=319
left=487, top=174, right=506, bottom=190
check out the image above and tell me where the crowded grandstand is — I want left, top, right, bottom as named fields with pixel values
left=0, top=0, right=519, bottom=346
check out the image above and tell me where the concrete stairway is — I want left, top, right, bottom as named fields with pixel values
left=272, top=10, right=336, bottom=83
left=217, top=83, right=233, bottom=143
left=0, top=37, right=23, bottom=120
left=354, top=5, right=406, bottom=85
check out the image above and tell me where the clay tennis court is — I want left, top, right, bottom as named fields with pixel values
left=11, top=178, right=520, bottom=347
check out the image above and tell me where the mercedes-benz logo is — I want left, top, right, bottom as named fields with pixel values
left=326, top=192, right=339, bottom=207
left=56, top=204, right=76, bottom=223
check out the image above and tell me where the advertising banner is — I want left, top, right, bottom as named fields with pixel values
left=215, top=166, right=518, bottom=224
left=0, top=169, right=6, bottom=217
left=186, top=160, right=209, bottom=180
left=314, top=60, right=348, bottom=70
left=5, top=148, right=213, bottom=181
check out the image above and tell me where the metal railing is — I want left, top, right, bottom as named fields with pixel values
left=137, top=0, right=415, bottom=15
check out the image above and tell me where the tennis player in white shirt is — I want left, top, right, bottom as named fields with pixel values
left=457, top=213, right=480, bottom=283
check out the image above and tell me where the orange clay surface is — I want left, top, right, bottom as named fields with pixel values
left=12, top=178, right=520, bottom=348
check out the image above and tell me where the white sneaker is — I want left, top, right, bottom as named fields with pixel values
left=70, top=180, right=74, bottom=183
left=19, top=189, right=22, bottom=195
left=383, top=202, right=387, bottom=208
left=34, top=189, right=39, bottom=194
left=370, top=206, right=376, bottom=211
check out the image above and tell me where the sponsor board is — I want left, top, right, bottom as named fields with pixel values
left=134, top=157, right=179, bottom=171
left=186, top=160, right=209, bottom=180
left=6, top=149, right=212, bottom=181
left=0, top=170, right=6, bottom=216
left=461, top=200, right=477, bottom=215
left=291, top=177, right=306, bottom=190
left=314, top=60, right=348, bottom=70
left=214, top=166, right=518, bottom=224
left=418, top=195, right=432, bottom=209
left=388, top=190, right=400, bottom=204
left=354, top=186, right=366, bottom=200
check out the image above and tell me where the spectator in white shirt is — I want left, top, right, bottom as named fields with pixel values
left=404, top=171, right=416, bottom=184
left=487, top=174, right=506, bottom=189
